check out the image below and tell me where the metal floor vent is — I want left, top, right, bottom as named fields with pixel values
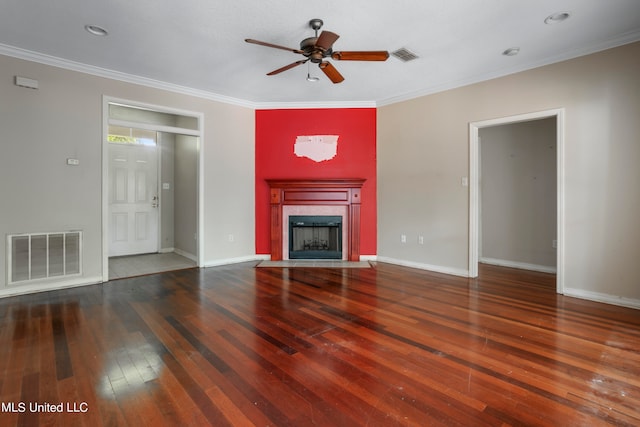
left=391, top=47, right=419, bottom=62
left=7, top=231, right=82, bottom=285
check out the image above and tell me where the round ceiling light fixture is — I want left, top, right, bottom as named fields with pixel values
left=545, top=12, right=571, bottom=24
left=502, top=47, right=520, bottom=57
left=85, top=24, right=108, bottom=36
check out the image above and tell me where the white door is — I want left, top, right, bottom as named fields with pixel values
left=108, top=143, right=159, bottom=256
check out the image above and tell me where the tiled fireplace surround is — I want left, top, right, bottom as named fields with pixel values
left=266, top=179, right=365, bottom=261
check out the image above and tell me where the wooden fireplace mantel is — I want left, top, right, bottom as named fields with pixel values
left=266, top=179, right=366, bottom=261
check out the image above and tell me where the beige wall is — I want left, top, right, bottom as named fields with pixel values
left=480, top=118, right=557, bottom=271
left=174, top=134, right=198, bottom=258
left=0, top=54, right=255, bottom=292
left=378, top=42, right=640, bottom=304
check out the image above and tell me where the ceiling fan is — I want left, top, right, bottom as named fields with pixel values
left=245, top=19, right=389, bottom=83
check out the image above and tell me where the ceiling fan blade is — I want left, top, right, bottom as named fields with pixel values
left=319, top=61, right=344, bottom=84
left=315, top=31, right=340, bottom=51
left=245, top=38, right=304, bottom=54
left=267, top=60, right=308, bottom=76
left=331, top=51, right=390, bottom=61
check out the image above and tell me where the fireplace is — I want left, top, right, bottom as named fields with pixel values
left=289, top=215, right=342, bottom=259
left=267, top=179, right=365, bottom=261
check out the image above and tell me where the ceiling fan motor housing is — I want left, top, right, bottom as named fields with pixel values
left=300, top=37, right=332, bottom=63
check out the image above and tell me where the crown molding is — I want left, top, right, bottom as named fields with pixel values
left=253, top=100, right=377, bottom=110
left=0, top=43, right=261, bottom=109
left=0, top=43, right=377, bottom=110
left=376, top=30, right=640, bottom=107
left=3, top=30, right=639, bottom=110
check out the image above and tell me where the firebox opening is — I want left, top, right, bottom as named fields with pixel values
left=289, top=215, right=343, bottom=259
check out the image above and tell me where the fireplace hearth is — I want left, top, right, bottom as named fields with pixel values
left=289, top=215, right=342, bottom=259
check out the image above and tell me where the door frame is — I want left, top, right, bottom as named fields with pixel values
left=469, top=108, right=565, bottom=294
left=102, top=96, right=204, bottom=282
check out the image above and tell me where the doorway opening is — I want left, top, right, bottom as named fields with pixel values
left=469, top=109, right=565, bottom=294
left=102, top=98, right=203, bottom=281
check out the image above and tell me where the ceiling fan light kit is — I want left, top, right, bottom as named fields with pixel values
left=245, top=18, right=389, bottom=83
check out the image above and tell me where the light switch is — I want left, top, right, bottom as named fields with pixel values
left=162, top=183, right=170, bottom=190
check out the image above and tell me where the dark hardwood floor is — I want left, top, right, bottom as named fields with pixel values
left=1, top=262, right=639, bottom=426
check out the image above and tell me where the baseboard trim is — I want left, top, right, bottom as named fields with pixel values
left=376, top=256, right=469, bottom=277
left=174, top=249, right=198, bottom=262
left=0, top=276, right=103, bottom=299
left=480, top=257, right=557, bottom=274
left=563, top=288, right=640, bottom=310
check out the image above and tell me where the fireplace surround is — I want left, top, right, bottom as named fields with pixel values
left=266, top=179, right=365, bottom=261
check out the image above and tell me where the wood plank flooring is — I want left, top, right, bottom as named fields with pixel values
left=0, top=262, right=639, bottom=426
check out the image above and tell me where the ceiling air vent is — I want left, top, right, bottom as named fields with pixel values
left=391, top=47, right=419, bottom=62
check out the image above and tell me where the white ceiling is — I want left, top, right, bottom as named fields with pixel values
left=1, top=0, right=639, bottom=107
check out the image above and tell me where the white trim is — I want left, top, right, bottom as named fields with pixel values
left=469, top=123, right=480, bottom=278
left=359, top=255, right=378, bottom=262
left=108, top=119, right=201, bottom=137
left=480, top=257, right=557, bottom=274
left=204, top=255, right=269, bottom=268
left=469, top=108, right=565, bottom=294
left=174, top=248, right=197, bottom=263
left=156, top=133, right=163, bottom=255
left=3, top=31, right=640, bottom=109
left=0, top=276, right=103, bottom=299
left=376, top=257, right=469, bottom=277
left=376, top=31, right=640, bottom=107
left=197, top=119, right=205, bottom=269
left=0, top=44, right=258, bottom=109
left=564, top=288, right=640, bottom=311
left=255, top=101, right=377, bottom=110
left=0, top=43, right=371, bottom=109
left=4, top=31, right=640, bottom=109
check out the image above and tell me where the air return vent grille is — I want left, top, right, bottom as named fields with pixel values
left=7, top=231, right=82, bottom=285
left=391, top=47, right=419, bottom=62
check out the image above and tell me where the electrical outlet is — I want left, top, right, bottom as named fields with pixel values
left=401, top=234, right=406, bottom=243
left=228, top=234, right=235, bottom=242
left=418, top=236, right=424, bottom=245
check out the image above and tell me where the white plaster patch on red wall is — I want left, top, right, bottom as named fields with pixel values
left=294, top=135, right=339, bottom=162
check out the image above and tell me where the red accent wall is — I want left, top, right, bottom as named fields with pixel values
left=255, top=108, right=377, bottom=256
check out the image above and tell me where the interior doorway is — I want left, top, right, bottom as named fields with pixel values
left=469, top=109, right=565, bottom=294
left=102, top=98, right=203, bottom=281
